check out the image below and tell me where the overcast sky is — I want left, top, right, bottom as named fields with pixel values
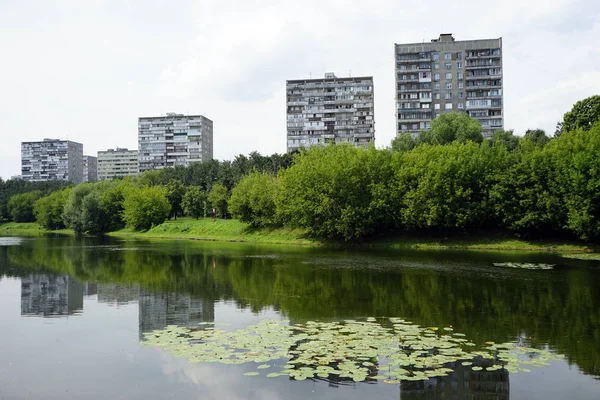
left=1, top=0, right=599, bottom=179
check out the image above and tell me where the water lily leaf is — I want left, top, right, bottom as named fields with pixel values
left=243, top=372, right=260, bottom=376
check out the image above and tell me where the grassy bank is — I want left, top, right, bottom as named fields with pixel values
left=2, top=219, right=597, bottom=252
left=108, top=218, right=318, bottom=246
left=0, top=222, right=73, bottom=237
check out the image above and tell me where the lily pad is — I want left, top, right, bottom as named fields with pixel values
left=493, top=262, right=555, bottom=270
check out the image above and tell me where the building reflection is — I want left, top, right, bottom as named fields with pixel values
left=399, top=359, right=509, bottom=400
left=21, top=274, right=84, bottom=317
left=138, top=290, right=215, bottom=339
left=97, top=283, right=139, bottom=305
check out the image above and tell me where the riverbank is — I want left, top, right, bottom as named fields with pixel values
left=108, top=218, right=595, bottom=253
left=1, top=219, right=596, bottom=252
left=0, top=222, right=73, bottom=237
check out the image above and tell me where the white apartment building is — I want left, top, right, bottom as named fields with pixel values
left=83, top=155, right=97, bottom=182
left=395, top=34, right=503, bottom=138
left=97, top=148, right=139, bottom=180
left=286, top=72, right=375, bottom=152
left=21, top=139, right=83, bottom=184
left=138, top=113, right=213, bottom=172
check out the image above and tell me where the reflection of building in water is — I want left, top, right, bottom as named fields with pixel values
left=97, top=284, right=139, bottom=305
left=138, top=290, right=215, bottom=339
left=21, top=274, right=84, bottom=317
left=400, top=358, right=509, bottom=400
left=84, top=282, right=98, bottom=297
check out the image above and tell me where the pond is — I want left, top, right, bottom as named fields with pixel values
left=0, top=235, right=599, bottom=399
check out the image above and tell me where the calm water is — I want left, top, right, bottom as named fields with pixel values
left=0, top=235, right=599, bottom=400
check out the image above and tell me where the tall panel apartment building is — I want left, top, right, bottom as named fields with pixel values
left=138, top=113, right=213, bottom=172
left=97, top=148, right=139, bottom=180
left=83, top=155, right=98, bottom=182
left=21, top=139, right=84, bottom=184
left=395, top=34, right=503, bottom=138
left=286, top=72, right=375, bottom=152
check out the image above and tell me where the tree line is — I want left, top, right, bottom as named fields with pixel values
left=4, top=95, right=600, bottom=242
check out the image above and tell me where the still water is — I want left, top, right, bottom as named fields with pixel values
left=0, top=235, right=598, bottom=399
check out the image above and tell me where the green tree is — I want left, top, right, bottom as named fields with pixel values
left=562, top=95, right=600, bottom=132
left=123, top=186, right=171, bottom=231
left=229, top=172, right=279, bottom=228
left=489, top=129, right=519, bottom=151
left=165, top=179, right=185, bottom=219
left=62, top=184, right=95, bottom=234
left=523, top=129, right=550, bottom=146
left=7, top=191, right=42, bottom=222
left=390, top=132, right=416, bottom=152
left=429, top=112, right=483, bottom=145
left=33, top=188, right=71, bottom=229
left=182, top=186, right=208, bottom=219
left=99, top=180, right=132, bottom=231
left=208, top=183, right=230, bottom=218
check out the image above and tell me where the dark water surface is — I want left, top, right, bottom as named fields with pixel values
left=0, top=235, right=599, bottom=399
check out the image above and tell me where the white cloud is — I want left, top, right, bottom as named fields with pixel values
left=0, top=0, right=599, bottom=178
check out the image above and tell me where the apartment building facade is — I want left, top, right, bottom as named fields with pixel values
left=83, top=155, right=98, bottom=182
left=395, top=34, right=503, bottom=138
left=97, top=148, right=139, bottom=180
left=138, top=113, right=213, bottom=172
left=21, top=139, right=84, bottom=184
left=286, top=72, right=375, bottom=152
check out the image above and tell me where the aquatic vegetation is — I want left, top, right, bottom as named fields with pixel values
left=140, top=318, right=562, bottom=383
left=560, top=253, right=600, bottom=261
left=492, top=262, right=555, bottom=270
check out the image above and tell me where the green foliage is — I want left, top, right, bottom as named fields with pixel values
left=62, top=184, right=95, bottom=234
left=562, top=95, right=600, bottom=132
left=276, top=145, right=396, bottom=240
left=99, top=180, right=131, bottom=231
left=123, top=186, right=171, bottom=231
left=33, top=188, right=71, bottom=229
left=229, top=172, right=279, bottom=228
left=489, top=129, right=519, bottom=151
left=523, top=129, right=550, bottom=146
left=394, top=142, right=505, bottom=230
left=429, top=112, right=483, bottom=145
left=165, top=179, right=185, bottom=219
left=208, top=183, right=230, bottom=218
left=182, top=186, right=208, bottom=219
left=390, top=132, right=416, bottom=152
left=7, top=191, right=42, bottom=222
left=0, top=179, right=68, bottom=221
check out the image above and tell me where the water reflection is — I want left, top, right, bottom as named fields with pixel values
left=21, top=274, right=84, bottom=317
left=1, top=235, right=599, bottom=383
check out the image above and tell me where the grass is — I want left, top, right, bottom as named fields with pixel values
left=108, top=218, right=318, bottom=246
left=0, top=222, right=74, bottom=237
left=2, top=219, right=598, bottom=253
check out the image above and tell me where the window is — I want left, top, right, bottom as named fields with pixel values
left=445, top=103, right=453, bottom=110
left=458, top=92, right=463, bottom=98
left=458, top=82, right=464, bottom=89
left=434, top=104, right=440, bottom=110
left=434, top=63, right=439, bottom=70
left=457, top=52, right=462, bottom=60
left=434, top=73, right=440, bottom=81
left=435, top=93, right=441, bottom=100
left=445, top=73, right=452, bottom=80
left=458, top=102, right=464, bottom=109
left=421, top=103, right=430, bottom=109
left=458, top=72, right=464, bottom=80
left=457, top=62, right=463, bottom=69
left=433, top=53, right=439, bottom=60
left=412, top=65, right=418, bottom=70
left=445, top=93, right=452, bottom=99
left=445, top=63, right=452, bottom=69
left=446, top=83, right=452, bottom=90
left=435, top=83, right=440, bottom=90
left=444, top=53, right=451, bottom=60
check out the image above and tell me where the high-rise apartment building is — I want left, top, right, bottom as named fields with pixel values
left=97, top=148, right=139, bottom=180
left=395, top=34, right=503, bottom=138
left=138, top=113, right=213, bottom=172
left=21, top=139, right=84, bottom=184
left=83, top=155, right=98, bottom=182
left=286, top=72, right=375, bottom=152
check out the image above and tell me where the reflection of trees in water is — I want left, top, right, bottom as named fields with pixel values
left=2, top=236, right=599, bottom=379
